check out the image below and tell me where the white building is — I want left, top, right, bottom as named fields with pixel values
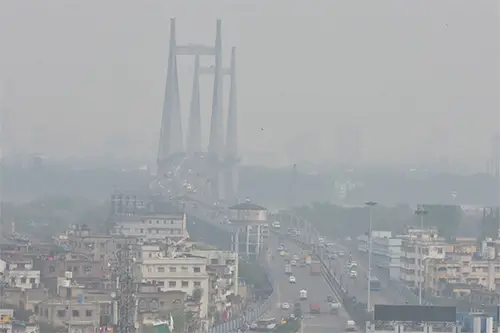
left=399, top=227, right=446, bottom=288
left=357, top=231, right=402, bottom=280
left=5, top=259, right=40, bottom=289
left=139, top=250, right=210, bottom=318
left=228, top=202, right=269, bottom=260
left=111, top=213, right=188, bottom=242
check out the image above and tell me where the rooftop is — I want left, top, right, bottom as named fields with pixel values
left=229, top=203, right=267, bottom=211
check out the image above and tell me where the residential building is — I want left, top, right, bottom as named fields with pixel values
left=39, top=255, right=107, bottom=292
left=136, top=283, right=185, bottom=324
left=65, top=226, right=138, bottom=263
left=111, top=214, right=188, bottom=242
left=4, top=259, right=40, bottom=290
left=400, top=227, right=446, bottom=288
left=139, top=252, right=210, bottom=318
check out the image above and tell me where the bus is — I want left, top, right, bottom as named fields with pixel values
left=369, top=277, right=381, bottom=291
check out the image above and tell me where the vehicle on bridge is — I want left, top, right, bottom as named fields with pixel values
left=345, top=320, right=357, bottom=332
left=289, top=275, right=296, bottom=283
left=299, top=289, right=308, bottom=300
left=329, top=302, right=341, bottom=315
left=290, top=259, right=297, bottom=266
left=310, top=261, right=321, bottom=276
left=309, top=303, right=321, bottom=314
left=271, top=221, right=281, bottom=229
left=369, top=276, right=381, bottom=291
left=285, top=264, right=292, bottom=275
left=249, top=318, right=277, bottom=332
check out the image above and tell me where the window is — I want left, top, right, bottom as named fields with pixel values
left=193, top=267, right=201, bottom=273
left=72, top=310, right=79, bottom=317
left=86, top=310, right=92, bottom=317
left=194, top=282, right=201, bottom=288
left=140, top=229, right=144, bottom=233
left=57, top=310, right=66, bottom=318
left=169, top=267, right=176, bottom=273
left=169, top=281, right=176, bottom=287
left=157, top=267, right=165, bottom=273
left=211, top=259, right=218, bottom=265
left=181, top=281, right=189, bottom=288
left=29, top=278, right=36, bottom=284
left=20, top=277, right=27, bottom=284
left=49, top=265, right=56, bottom=273
left=181, top=267, right=188, bottom=272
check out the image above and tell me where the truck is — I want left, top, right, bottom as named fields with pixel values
left=299, top=289, right=307, bottom=300
left=309, top=303, right=320, bottom=314
left=285, top=264, right=292, bottom=275
left=329, top=302, right=341, bottom=315
left=310, top=261, right=321, bottom=276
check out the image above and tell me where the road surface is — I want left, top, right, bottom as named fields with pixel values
left=266, top=235, right=352, bottom=333
left=322, top=240, right=410, bottom=306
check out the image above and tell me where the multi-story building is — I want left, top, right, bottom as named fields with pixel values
left=357, top=231, right=402, bottom=279
left=139, top=250, right=210, bottom=318
left=136, top=283, right=185, bottom=324
left=39, top=255, right=107, bottom=292
left=111, top=213, right=188, bottom=242
left=399, top=227, right=446, bottom=289
left=4, top=259, right=40, bottom=290
left=65, top=225, right=138, bottom=263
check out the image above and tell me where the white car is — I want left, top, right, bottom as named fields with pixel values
left=291, top=260, right=297, bottom=266
left=292, top=255, right=299, bottom=260
left=281, top=302, right=290, bottom=310
left=349, top=270, right=357, bottom=278
left=289, top=275, right=296, bottom=283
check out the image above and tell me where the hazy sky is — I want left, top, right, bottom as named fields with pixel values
left=0, top=0, right=498, bottom=169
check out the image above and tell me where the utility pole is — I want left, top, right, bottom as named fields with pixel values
left=365, top=201, right=377, bottom=312
left=415, top=207, right=428, bottom=305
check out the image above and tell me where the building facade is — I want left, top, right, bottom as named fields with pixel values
left=111, top=214, right=188, bottom=242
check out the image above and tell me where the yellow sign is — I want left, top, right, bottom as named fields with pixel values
left=0, top=315, right=10, bottom=323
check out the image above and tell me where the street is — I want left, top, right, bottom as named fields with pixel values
left=266, top=235, right=352, bottom=333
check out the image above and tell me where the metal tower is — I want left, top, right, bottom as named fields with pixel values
left=158, top=18, right=183, bottom=171
left=111, top=244, right=137, bottom=333
left=208, top=20, right=224, bottom=157
left=157, top=19, right=223, bottom=167
left=224, top=47, right=239, bottom=202
left=187, top=55, right=201, bottom=155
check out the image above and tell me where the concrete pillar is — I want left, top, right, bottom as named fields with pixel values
left=427, top=323, right=433, bottom=333
left=486, top=317, right=494, bottom=333
left=473, top=316, right=482, bottom=333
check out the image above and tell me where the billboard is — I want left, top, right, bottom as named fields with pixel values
left=374, top=305, right=456, bottom=322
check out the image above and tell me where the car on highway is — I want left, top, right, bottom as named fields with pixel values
left=281, top=302, right=290, bottom=310
left=338, top=250, right=345, bottom=257
left=289, top=275, right=296, bottom=283
left=290, top=260, right=297, bottom=266
left=349, top=270, right=357, bottom=278
left=292, top=254, right=299, bottom=260
left=272, top=221, right=281, bottom=229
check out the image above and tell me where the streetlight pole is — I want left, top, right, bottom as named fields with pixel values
left=365, top=201, right=377, bottom=312
left=415, top=207, right=428, bottom=305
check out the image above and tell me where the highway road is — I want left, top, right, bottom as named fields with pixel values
left=323, top=248, right=394, bottom=307
left=266, top=235, right=352, bottom=333
left=332, top=240, right=411, bottom=305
